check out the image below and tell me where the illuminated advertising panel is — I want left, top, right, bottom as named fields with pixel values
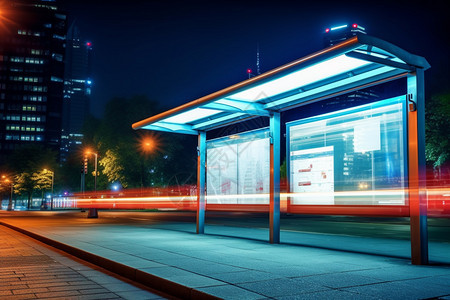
left=207, top=143, right=238, bottom=200
left=207, top=129, right=270, bottom=204
left=291, top=146, right=334, bottom=204
left=287, top=96, right=406, bottom=205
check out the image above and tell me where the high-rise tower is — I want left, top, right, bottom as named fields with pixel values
left=0, top=0, right=67, bottom=163
left=60, top=23, right=92, bottom=162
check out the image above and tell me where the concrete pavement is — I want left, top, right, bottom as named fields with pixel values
left=1, top=210, right=450, bottom=299
left=0, top=224, right=167, bottom=299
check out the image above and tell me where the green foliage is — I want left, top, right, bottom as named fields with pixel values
left=13, top=172, right=34, bottom=206
left=99, top=149, right=126, bottom=187
left=425, top=93, right=450, bottom=168
left=81, top=95, right=197, bottom=190
left=0, top=178, right=12, bottom=196
left=58, top=151, right=84, bottom=193
left=7, top=145, right=58, bottom=174
left=31, top=170, right=53, bottom=191
left=6, top=145, right=58, bottom=202
left=280, top=159, right=287, bottom=179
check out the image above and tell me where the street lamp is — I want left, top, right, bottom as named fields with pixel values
left=85, top=150, right=98, bottom=192
left=43, top=169, right=54, bottom=210
left=138, top=133, right=161, bottom=156
left=2, top=175, right=14, bottom=211
left=85, top=149, right=98, bottom=218
left=138, top=133, right=164, bottom=187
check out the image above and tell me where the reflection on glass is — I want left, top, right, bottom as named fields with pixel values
left=206, top=128, right=270, bottom=204
left=287, top=96, right=405, bottom=205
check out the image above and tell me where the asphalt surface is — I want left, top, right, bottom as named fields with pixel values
left=1, top=210, right=450, bottom=299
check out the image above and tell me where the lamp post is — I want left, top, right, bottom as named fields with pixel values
left=9, top=180, right=13, bottom=211
left=85, top=150, right=98, bottom=191
left=85, top=150, right=98, bottom=218
left=138, top=134, right=161, bottom=188
left=140, top=136, right=153, bottom=188
left=2, top=176, right=14, bottom=211
left=43, top=169, right=54, bottom=210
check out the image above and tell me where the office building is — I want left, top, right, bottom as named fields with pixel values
left=60, top=23, right=92, bottom=162
left=0, top=0, right=66, bottom=163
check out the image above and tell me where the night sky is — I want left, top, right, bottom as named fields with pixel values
left=59, top=0, right=450, bottom=118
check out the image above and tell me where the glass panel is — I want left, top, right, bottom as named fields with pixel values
left=206, top=129, right=270, bottom=204
left=288, top=96, right=405, bottom=205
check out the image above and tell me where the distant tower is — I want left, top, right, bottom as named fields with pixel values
left=256, top=43, right=261, bottom=75
left=246, top=44, right=261, bottom=78
left=60, top=22, right=92, bottom=162
left=322, top=24, right=378, bottom=109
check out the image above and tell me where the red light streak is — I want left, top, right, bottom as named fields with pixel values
left=70, top=185, right=450, bottom=218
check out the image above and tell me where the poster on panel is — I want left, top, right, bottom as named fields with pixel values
left=290, top=146, right=334, bottom=204
left=287, top=97, right=406, bottom=206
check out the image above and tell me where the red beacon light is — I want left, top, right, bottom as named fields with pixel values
left=350, top=24, right=366, bottom=33
left=86, top=42, right=92, bottom=47
left=325, top=28, right=330, bottom=33
left=247, top=68, right=252, bottom=74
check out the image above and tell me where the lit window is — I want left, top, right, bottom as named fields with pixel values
left=51, top=76, right=63, bottom=82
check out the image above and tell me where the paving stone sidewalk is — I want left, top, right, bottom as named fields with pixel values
left=0, top=225, right=168, bottom=300
left=1, top=212, right=450, bottom=299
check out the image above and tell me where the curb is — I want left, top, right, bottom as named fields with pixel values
left=0, top=221, right=221, bottom=300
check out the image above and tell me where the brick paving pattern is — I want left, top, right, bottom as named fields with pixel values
left=0, top=226, right=167, bottom=300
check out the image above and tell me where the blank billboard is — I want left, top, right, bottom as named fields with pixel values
left=207, top=129, right=270, bottom=204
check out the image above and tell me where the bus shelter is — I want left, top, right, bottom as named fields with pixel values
left=133, top=34, right=430, bottom=264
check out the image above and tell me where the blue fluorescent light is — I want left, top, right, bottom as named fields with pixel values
left=163, top=108, right=221, bottom=124
left=228, top=55, right=370, bottom=102
left=331, top=24, right=348, bottom=31
left=264, top=65, right=397, bottom=110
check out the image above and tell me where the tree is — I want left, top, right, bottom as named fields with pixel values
left=7, top=145, right=58, bottom=207
left=99, top=149, right=126, bottom=187
left=32, top=170, right=53, bottom=205
left=58, top=151, right=84, bottom=194
left=82, top=95, right=196, bottom=189
left=13, top=173, right=35, bottom=209
left=7, top=145, right=58, bottom=174
left=0, top=177, right=14, bottom=210
left=425, top=92, right=450, bottom=183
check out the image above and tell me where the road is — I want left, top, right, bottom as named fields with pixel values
left=89, top=210, right=450, bottom=243
left=2, top=209, right=449, bottom=243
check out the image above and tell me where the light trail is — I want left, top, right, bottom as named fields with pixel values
left=66, top=185, right=450, bottom=218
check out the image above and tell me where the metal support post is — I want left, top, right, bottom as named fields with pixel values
left=407, top=71, right=428, bottom=265
left=196, top=131, right=206, bottom=234
left=270, top=112, right=281, bottom=243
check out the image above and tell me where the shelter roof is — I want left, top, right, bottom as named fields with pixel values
left=133, top=34, right=429, bottom=134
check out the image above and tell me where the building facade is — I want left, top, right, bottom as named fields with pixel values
left=0, top=0, right=67, bottom=163
left=60, top=23, right=92, bottom=162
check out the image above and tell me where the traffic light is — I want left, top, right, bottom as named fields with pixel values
left=83, top=156, right=88, bottom=174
